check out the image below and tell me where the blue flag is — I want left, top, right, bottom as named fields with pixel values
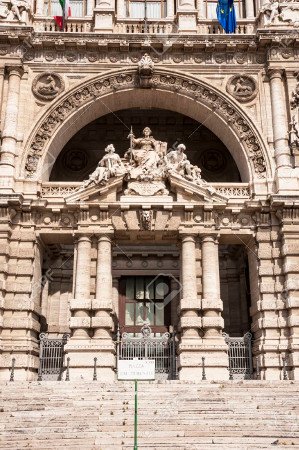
left=217, top=0, right=236, bottom=34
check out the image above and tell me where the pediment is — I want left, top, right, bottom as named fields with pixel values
left=169, top=173, right=227, bottom=204
left=65, top=176, right=124, bottom=204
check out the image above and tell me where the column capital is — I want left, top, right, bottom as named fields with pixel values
left=75, top=234, right=92, bottom=243
left=5, top=65, right=24, bottom=78
left=179, top=233, right=197, bottom=243
left=200, top=233, right=219, bottom=244
left=96, top=231, right=114, bottom=242
left=267, top=68, right=284, bottom=81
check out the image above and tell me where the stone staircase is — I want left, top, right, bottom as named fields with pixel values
left=0, top=380, right=299, bottom=449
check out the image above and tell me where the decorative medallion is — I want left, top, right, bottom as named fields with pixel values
left=62, top=149, right=88, bottom=173
left=226, top=75, right=257, bottom=103
left=32, top=72, right=65, bottom=101
left=199, top=149, right=227, bottom=174
left=65, top=52, right=77, bottom=62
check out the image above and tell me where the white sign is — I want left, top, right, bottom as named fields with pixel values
left=118, top=359, right=155, bottom=380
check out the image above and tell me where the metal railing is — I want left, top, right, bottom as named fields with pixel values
left=37, top=333, right=69, bottom=381
left=223, top=332, right=253, bottom=380
left=116, top=324, right=177, bottom=380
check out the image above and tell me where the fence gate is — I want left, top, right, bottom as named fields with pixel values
left=223, top=332, right=253, bottom=380
left=117, top=324, right=177, bottom=380
left=38, top=333, right=69, bottom=381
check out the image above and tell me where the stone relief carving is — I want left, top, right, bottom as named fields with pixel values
left=226, top=75, right=258, bottom=103
left=0, top=0, right=31, bottom=22
left=291, top=72, right=299, bottom=109
left=32, top=72, right=65, bottom=101
left=138, top=53, right=154, bottom=88
left=24, top=70, right=267, bottom=179
left=259, top=0, right=299, bottom=27
left=139, top=210, right=153, bottom=230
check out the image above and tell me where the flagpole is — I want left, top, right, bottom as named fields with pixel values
left=62, top=4, right=65, bottom=32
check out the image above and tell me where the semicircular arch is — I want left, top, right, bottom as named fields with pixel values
left=20, top=67, right=273, bottom=185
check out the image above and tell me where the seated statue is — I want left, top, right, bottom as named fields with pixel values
left=83, top=144, right=126, bottom=188
left=125, top=127, right=165, bottom=180
left=165, top=143, right=215, bottom=193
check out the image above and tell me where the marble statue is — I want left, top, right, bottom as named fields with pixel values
left=125, top=127, right=166, bottom=180
left=82, top=127, right=214, bottom=194
left=289, top=115, right=299, bottom=149
left=83, top=144, right=125, bottom=188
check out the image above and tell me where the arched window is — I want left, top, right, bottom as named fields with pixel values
left=127, top=0, right=167, bottom=19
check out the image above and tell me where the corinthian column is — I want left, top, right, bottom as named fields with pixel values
left=178, top=234, right=202, bottom=380
left=70, top=236, right=92, bottom=339
left=0, top=65, right=23, bottom=192
left=268, top=69, right=292, bottom=170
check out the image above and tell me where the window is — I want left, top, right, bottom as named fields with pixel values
left=119, top=276, right=171, bottom=332
left=205, top=0, right=244, bottom=19
left=127, top=0, right=167, bottom=19
left=43, top=0, right=85, bottom=17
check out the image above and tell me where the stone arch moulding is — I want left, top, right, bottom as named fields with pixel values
left=20, top=67, right=273, bottom=184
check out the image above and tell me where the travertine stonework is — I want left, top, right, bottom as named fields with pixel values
left=0, top=1, right=299, bottom=382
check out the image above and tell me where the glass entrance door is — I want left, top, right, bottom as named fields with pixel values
left=119, top=276, right=171, bottom=333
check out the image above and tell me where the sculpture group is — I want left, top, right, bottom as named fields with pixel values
left=82, top=127, right=212, bottom=192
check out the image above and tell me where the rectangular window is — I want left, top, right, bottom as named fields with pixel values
left=128, top=0, right=166, bottom=19
left=205, top=0, right=244, bottom=20
left=44, top=0, right=85, bottom=17
left=120, top=276, right=171, bottom=332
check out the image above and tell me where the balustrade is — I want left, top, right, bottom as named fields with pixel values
left=32, top=16, right=256, bottom=34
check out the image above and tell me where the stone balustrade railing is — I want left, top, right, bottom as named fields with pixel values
left=40, top=182, right=250, bottom=199
left=33, top=17, right=93, bottom=33
left=32, top=17, right=256, bottom=35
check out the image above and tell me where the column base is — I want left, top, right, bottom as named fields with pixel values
left=64, top=339, right=115, bottom=381
left=178, top=338, right=229, bottom=381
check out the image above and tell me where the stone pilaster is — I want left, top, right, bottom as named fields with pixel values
left=0, top=221, right=41, bottom=381
left=0, top=65, right=23, bottom=193
left=35, top=0, right=44, bottom=15
left=176, top=0, right=197, bottom=33
left=178, top=234, right=202, bottom=380
left=201, top=235, right=228, bottom=379
left=91, top=233, right=115, bottom=379
left=268, top=69, right=295, bottom=192
left=280, top=207, right=299, bottom=380
left=245, top=0, right=255, bottom=18
left=93, top=0, right=115, bottom=32
left=249, top=213, right=288, bottom=380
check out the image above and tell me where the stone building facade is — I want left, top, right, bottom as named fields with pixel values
left=0, top=0, right=298, bottom=382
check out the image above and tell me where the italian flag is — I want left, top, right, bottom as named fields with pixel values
left=54, top=0, right=71, bottom=31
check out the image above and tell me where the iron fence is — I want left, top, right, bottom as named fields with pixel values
left=116, top=324, right=177, bottom=380
left=223, top=332, right=253, bottom=380
left=38, top=333, right=69, bottom=381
